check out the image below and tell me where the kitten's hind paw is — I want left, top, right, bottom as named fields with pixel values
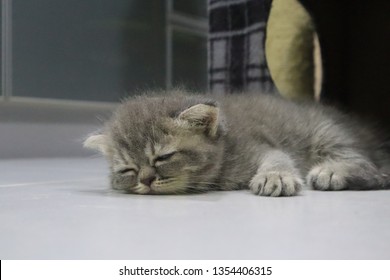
left=249, top=171, right=303, bottom=197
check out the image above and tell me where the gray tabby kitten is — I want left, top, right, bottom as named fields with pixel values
left=84, top=90, right=390, bottom=196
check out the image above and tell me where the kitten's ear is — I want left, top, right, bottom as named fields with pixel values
left=177, top=103, right=220, bottom=137
left=83, top=132, right=112, bottom=156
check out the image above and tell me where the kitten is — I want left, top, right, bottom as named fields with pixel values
left=84, top=90, right=390, bottom=196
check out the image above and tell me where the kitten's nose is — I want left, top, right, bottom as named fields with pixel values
left=140, top=176, right=156, bottom=187
left=140, top=166, right=156, bottom=187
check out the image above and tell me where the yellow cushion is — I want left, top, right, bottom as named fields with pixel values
left=266, top=0, right=315, bottom=99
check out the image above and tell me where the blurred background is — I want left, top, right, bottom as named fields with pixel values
left=3, top=0, right=208, bottom=101
left=1, top=0, right=208, bottom=158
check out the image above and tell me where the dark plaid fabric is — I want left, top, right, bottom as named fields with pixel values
left=208, top=0, right=276, bottom=94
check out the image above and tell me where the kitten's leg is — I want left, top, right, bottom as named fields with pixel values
left=249, top=150, right=303, bottom=196
left=307, top=151, right=384, bottom=191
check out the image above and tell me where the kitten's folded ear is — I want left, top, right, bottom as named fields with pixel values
left=177, top=103, right=223, bottom=138
left=83, top=131, right=112, bottom=156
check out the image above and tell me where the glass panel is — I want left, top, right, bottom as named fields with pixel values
left=172, top=30, right=207, bottom=92
left=173, top=0, right=207, bottom=18
left=13, top=0, right=165, bottom=102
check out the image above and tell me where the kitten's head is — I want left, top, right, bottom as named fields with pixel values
left=84, top=94, right=225, bottom=194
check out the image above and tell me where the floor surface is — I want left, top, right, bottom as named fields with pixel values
left=1, top=158, right=389, bottom=259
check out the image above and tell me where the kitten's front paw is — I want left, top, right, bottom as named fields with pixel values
left=249, top=171, right=303, bottom=197
left=307, top=165, right=347, bottom=191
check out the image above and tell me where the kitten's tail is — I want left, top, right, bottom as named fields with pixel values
left=347, top=173, right=390, bottom=190
left=380, top=168, right=390, bottom=190
left=381, top=139, right=390, bottom=189
left=373, top=137, right=390, bottom=189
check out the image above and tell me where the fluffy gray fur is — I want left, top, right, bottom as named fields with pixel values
left=84, top=90, right=390, bottom=196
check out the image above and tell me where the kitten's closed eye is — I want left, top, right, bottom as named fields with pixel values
left=118, top=168, right=137, bottom=175
left=155, top=152, right=176, bottom=162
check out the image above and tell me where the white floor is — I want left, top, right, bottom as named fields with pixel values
left=1, top=158, right=389, bottom=260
